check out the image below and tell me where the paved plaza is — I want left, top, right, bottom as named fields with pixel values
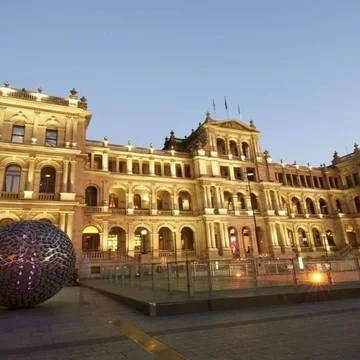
left=1, top=286, right=360, bottom=359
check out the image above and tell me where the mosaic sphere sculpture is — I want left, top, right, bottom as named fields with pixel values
left=0, top=220, right=76, bottom=309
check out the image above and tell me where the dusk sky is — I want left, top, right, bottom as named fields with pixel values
left=2, top=1, right=359, bottom=166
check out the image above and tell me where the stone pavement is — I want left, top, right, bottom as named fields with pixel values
left=1, top=286, right=360, bottom=359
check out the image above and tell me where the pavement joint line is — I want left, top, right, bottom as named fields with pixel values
left=147, top=306, right=360, bottom=336
left=110, top=319, right=187, bottom=360
left=0, top=334, right=127, bottom=357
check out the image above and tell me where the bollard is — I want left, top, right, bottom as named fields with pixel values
left=186, top=260, right=194, bottom=297
left=167, top=264, right=173, bottom=293
left=207, top=260, right=213, bottom=295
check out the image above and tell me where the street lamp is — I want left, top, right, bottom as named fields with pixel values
left=247, top=172, right=260, bottom=255
left=141, top=229, right=147, bottom=254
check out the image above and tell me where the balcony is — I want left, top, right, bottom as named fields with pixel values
left=84, top=206, right=104, bottom=213
left=0, top=191, right=19, bottom=200
left=38, top=193, right=56, bottom=201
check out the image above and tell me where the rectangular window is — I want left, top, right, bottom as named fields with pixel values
left=319, top=177, right=324, bottom=188
left=286, top=174, right=293, bottom=186
left=11, top=125, right=25, bottom=143
left=329, top=177, right=334, bottom=188
left=278, top=173, right=284, bottom=185
left=292, top=174, right=298, bottom=187
left=306, top=176, right=312, bottom=187
left=334, top=177, right=339, bottom=189
left=45, top=129, right=58, bottom=146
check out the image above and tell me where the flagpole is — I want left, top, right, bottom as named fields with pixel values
left=225, top=96, right=229, bottom=119
left=237, top=105, right=241, bottom=121
left=212, top=98, right=216, bottom=119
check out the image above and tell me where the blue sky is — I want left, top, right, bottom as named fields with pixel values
left=2, top=1, right=359, bottom=165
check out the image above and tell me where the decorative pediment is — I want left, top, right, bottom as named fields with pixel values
left=211, top=119, right=259, bottom=132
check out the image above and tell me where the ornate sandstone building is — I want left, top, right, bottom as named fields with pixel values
left=0, top=83, right=359, bottom=264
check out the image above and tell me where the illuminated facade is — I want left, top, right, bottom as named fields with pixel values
left=0, top=82, right=359, bottom=264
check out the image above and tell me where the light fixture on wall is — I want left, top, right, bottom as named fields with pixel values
left=141, top=229, right=147, bottom=254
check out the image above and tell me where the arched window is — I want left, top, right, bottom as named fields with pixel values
left=109, top=193, right=118, bottom=208
left=39, top=218, right=52, bottom=224
left=326, top=230, right=335, bottom=246
left=319, top=198, right=328, bottom=215
left=250, top=193, right=258, bottom=210
left=85, top=186, right=98, bottom=206
left=336, top=199, right=343, bottom=213
left=298, top=228, right=308, bottom=247
left=157, top=195, right=163, bottom=209
left=354, top=196, right=360, bottom=213
left=242, top=142, right=250, bottom=158
left=291, top=197, right=302, bottom=214
left=237, top=193, right=246, bottom=209
left=4, top=165, right=21, bottom=192
left=312, top=228, right=322, bottom=247
left=134, top=194, right=141, bottom=209
left=306, top=198, right=316, bottom=214
left=39, top=167, right=56, bottom=193
left=216, top=138, right=226, bottom=154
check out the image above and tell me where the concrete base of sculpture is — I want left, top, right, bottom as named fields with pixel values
left=0, top=220, right=76, bottom=309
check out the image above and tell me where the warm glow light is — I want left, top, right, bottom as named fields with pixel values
left=141, top=229, right=147, bottom=235
left=311, top=272, right=324, bottom=283
left=236, top=273, right=242, bottom=277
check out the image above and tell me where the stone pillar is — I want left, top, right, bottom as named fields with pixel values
left=102, top=221, right=108, bottom=250
left=59, top=213, right=66, bottom=231
left=69, top=160, right=76, bottom=193
left=0, top=107, right=6, bottom=138
left=205, top=222, right=212, bottom=249
left=181, top=163, right=185, bottom=177
left=210, top=222, right=216, bottom=248
left=160, top=162, right=165, bottom=176
left=32, top=111, right=40, bottom=139
left=149, top=158, right=155, bottom=176
left=72, top=118, right=78, bottom=145
left=61, top=160, right=69, bottom=192
left=170, top=161, right=176, bottom=177
left=90, top=153, right=95, bottom=169
left=115, top=156, right=120, bottom=172
left=126, top=156, right=132, bottom=174
left=102, top=152, right=108, bottom=171
left=232, top=195, right=239, bottom=211
left=219, top=223, right=226, bottom=248
left=26, top=157, right=35, bottom=191
left=152, top=231, right=159, bottom=257
left=202, top=185, right=209, bottom=208
left=138, top=159, right=143, bottom=175
left=229, top=165, right=235, bottom=180
left=66, top=213, right=74, bottom=240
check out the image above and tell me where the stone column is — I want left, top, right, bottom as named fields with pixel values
left=138, top=159, right=143, bottom=175
left=114, top=156, right=119, bottom=172
left=71, top=118, right=78, bottom=145
left=181, top=163, right=185, bottom=177
left=0, top=107, right=6, bottom=138
left=61, top=160, right=69, bottom=192
left=205, top=222, right=212, bottom=249
left=32, top=111, right=40, bottom=139
left=66, top=213, right=74, bottom=240
left=102, top=152, right=108, bottom=171
left=210, top=222, right=216, bottom=248
left=170, top=161, right=176, bottom=177
left=59, top=213, right=66, bottom=231
left=26, top=157, right=35, bottom=191
left=202, top=185, right=209, bottom=208
left=126, top=156, right=132, bottom=174
left=219, top=222, right=226, bottom=248
left=160, top=162, right=165, bottom=176
left=102, top=221, right=109, bottom=251
left=149, top=158, right=155, bottom=176
left=69, top=160, right=76, bottom=193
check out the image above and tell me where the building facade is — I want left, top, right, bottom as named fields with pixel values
left=0, top=83, right=359, bottom=264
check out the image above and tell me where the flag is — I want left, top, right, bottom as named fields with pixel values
left=224, top=96, right=228, bottom=110
left=212, top=98, right=216, bottom=111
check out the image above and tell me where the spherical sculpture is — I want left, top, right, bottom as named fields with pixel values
left=0, top=220, right=76, bottom=309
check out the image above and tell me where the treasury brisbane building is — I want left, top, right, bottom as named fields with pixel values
left=0, top=83, right=359, bottom=264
